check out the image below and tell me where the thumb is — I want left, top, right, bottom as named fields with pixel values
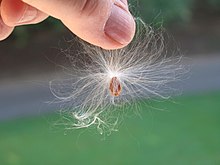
left=22, top=0, right=136, bottom=49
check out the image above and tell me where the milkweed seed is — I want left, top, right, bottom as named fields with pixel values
left=109, top=77, right=122, bottom=97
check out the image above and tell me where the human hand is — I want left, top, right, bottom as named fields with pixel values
left=0, top=0, right=135, bottom=49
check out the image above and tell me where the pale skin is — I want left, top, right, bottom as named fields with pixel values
left=0, top=0, right=135, bottom=49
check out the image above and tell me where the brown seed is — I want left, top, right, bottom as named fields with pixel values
left=109, top=77, right=122, bottom=97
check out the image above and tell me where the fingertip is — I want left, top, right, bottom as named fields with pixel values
left=1, top=0, right=25, bottom=26
left=62, top=1, right=135, bottom=50
left=94, top=5, right=136, bottom=50
left=104, top=4, right=135, bottom=47
left=15, top=9, right=49, bottom=26
left=1, top=0, right=48, bottom=26
left=0, top=18, right=14, bottom=41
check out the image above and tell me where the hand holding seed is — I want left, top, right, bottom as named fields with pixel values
left=0, top=0, right=135, bottom=49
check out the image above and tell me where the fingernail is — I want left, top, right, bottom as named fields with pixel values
left=17, top=5, right=38, bottom=25
left=104, top=4, right=135, bottom=45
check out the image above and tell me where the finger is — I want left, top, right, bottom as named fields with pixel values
left=0, top=17, right=14, bottom=40
left=115, top=0, right=128, bottom=11
left=120, top=0, right=128, bottom=6
left=22, top=0, right=135, bottom=50
left=1, top=0, right=48, bottom=27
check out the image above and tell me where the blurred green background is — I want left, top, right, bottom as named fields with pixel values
left=1, top=93, right=220, bottom=165
left=1, top=0, right=220, bottom=165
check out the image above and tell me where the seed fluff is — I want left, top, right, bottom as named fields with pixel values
left=49, top=19, right=186, bottom=134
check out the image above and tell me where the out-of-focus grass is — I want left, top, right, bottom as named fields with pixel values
left=0, top=93, right=220, bottom=165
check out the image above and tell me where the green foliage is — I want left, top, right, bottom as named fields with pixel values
left=13, top=16, right=64, bottom=38
left=132, top=0, right=193, bottom=25
left=12, top=17, right=64, bottom=48
left=208, top=0, right=220, bottom=9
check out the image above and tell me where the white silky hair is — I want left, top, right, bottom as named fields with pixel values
left=49, top=18, right=187, bottom=134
